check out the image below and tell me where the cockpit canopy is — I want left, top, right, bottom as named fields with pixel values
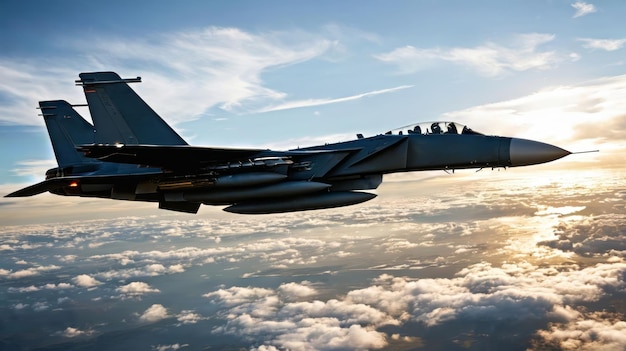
left=384, top=121, right=483, bottom=136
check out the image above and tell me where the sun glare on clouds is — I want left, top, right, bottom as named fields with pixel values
left=1, top=167, right=625, bottom=349
left=442, top=74, right=626, bottom=164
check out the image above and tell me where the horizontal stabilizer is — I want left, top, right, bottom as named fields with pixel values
left=5, top=179, right=65, bottom=197
left=5, top=172, right=163, bottom=197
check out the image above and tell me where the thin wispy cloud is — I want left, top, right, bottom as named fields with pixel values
left=578, top=38, right=626, bottom=51
left=0, top=63, right=83, bottom=126
left=572, top=1, right=597, bottom=18
left=0, top=27, right=338, bottom=126
left=374, top=33, right=564, bottom=77
left=256, top=85, right=414, bottom=113
left=59, top=327, right=93, bottom=338
left=11, top=160, right=57, bottom=180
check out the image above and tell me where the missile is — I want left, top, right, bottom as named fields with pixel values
left=224, top=191, right=377, bottom=214
left=158, top=172, right=286, bottom=191
left=182, top=181, right=331, bottom=204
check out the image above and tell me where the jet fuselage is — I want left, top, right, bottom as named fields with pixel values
left=5, top=73, right=572, bottom=215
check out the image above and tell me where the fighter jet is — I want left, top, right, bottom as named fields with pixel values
left=6, top=72, right=572, bottom=214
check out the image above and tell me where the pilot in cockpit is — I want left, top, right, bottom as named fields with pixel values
left=447, top=122, right=458, bottom=134
left=431, top=123, right=442, bottom=134
left=408, top=125, right=422, bottom=134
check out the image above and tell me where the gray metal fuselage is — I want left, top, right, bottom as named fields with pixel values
left=294, top=133, right=511, bottom=179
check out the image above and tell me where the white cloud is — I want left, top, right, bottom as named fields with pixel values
left=0, top=63, right=82, bottom=126
left=578, top=38, right=626, bottom=51
left=0, top=264, right=61, bottom=279
left=57, top=297, right=71, bottom=304
left=380, top=238, right=419, bottom=253
left=350, top=262, right=626, bottom=326
left=59, top=255, right=77, bottom=263
left=278, top=281, right=318, bottom=301
left=251, top=346, right=280, bottom=351
left=534, top=312, right=626, bottom=350
left=255, top=85, right=414, bottom=113
left=8, top=282, right=74, bottom=293
left=0, top=26, right=337, bottom=126
left=84, top=235, right=347, bottom=281
left=152, top=344, right=189, bottom=351
left=206, top=260, right=626, bottom=350
left=176, top=310, right=207, bottom=325
left=204, top=286, right=275, bottom=306
left=441, top=73, right=626, bottom=155
left=147, top=264, right=166, bottom=274
left=279, top=323, right=387, bottom=351
left=538, top=213, right=626, bottom=258
left=261, top=133, right=356, bottom=150
left=572, top=1, right=597, bottom=18
left=206, top=284, right=397, bottom=350
left=116, top=282, right=160, bottom=296
left=168, top=264, right=185, bottom=273
left=33, top=302, right=49, bottom=311
left=13, top=303, right=28, bottom=310
left=374, top=33, right=562, bottom=77
left=10, top=160, right=57, bottom=180
left=8, top=285, right=39, bottom=293
left=139, top=304, right=170, bottom=323
left=72, top=274, right=102, bottom=288
left=60, top=327, right=92, bottom=338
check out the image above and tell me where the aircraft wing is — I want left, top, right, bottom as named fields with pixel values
left=77, top=144, right=344, bottom=170
left=78, top=144, right=272, bottom=170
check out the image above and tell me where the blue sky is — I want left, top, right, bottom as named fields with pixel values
left=1, top=0, right=625, bottom=202
left=2, top=3, right=626, bottom=350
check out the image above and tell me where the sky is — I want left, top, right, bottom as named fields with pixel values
left=1, top=1, right=626, bottom=350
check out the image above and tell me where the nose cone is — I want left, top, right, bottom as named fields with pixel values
left=509, top=138, right=571, bottom=167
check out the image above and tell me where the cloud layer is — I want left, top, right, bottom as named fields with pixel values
left=204, top=261, right=626, bottom=350
left=1, top=166, right=625, bottom=350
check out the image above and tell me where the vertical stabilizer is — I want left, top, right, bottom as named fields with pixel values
left=76, top=72, right=187, bottom=145
left=40, top=100, right=97, bottom=167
